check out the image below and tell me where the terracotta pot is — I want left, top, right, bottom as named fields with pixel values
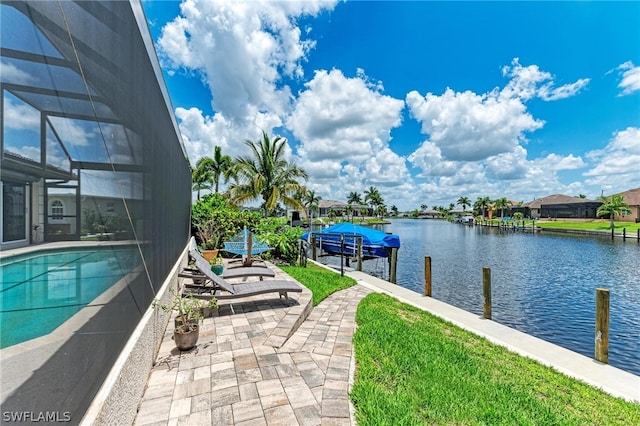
left=201, top=249, right=219, bottom=262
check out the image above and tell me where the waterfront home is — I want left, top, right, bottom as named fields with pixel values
left=521, top=194, right=602, bottom=219
left=615, top=187, right=640, bottom=222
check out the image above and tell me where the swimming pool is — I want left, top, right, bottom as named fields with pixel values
left=0, top=246, right=142, bottom=349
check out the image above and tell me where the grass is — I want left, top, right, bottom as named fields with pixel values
left=280, top=262, right=356, bottom=306
left=351, top=293, right=640, bottom=425
left=535, top=220, right=640, bottom=233
left=477, top=218, right=640, bottom=234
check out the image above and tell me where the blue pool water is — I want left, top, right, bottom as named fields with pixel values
left=0, top=246, right=141, bottom=348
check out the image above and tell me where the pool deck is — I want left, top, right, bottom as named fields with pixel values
left=134, top=263, right=639, bottom=425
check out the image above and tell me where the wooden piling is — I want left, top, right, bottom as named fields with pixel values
left=595, top=288, right=610, bottom=364
left=483, top=267, right=491, bottom=319
left=357, top=237, right=363, bottom=271
left=311, top=234, right=317, bottom=260
left=389, top=247, right=398, bottom=284
left=424, top=256, right=432, bottom=297
left=623, top=228, right=626, bottom=241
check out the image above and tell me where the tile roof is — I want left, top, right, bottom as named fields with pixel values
left=616, top=187, right=640, bottom=206
left=524, top=194, right=600, bottom=208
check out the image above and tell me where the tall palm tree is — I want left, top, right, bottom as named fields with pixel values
left=211, top=145, right=233, bottom=193
left=228, top=131, right=308, bottom=217
left=347, top=191, right=363, bottom=205
left=420, top=203, right=428, bottom=211
left=597, top=194, right=631, bottom=229
left=303, top=190, right=321, bottom=226
left=192, top=157, right=214, bottom=200
left=494, top=197, right=510, bottom=221
left=474, top=196, right=491, bottom=219
left=457, top=196, right=471, bottom=212
left=364, top=186, right=383, bottom=216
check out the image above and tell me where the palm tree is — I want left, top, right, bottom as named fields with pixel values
left=457, top=196, right=471, bottom=212
left=474, top=196, right=491, bottom=219
left=420, top=203, right=428, bottom=211
left=364, top=186, right=384, bottom=216
left=303, top=190, right=321, bottom=226
left=374, top=204, right=387, bottom=220
left=597, top=194, right=631, bottom=229
left=347, top=191, right=363, bottom=205
left=494, top=197, right=510, bottom=221
left=344, top=204, right=354, bottom=221
left=390, top=205, right=398, bottom=217
left=191, top=157, right=214, bottom=200
left=211, top=146, right=233, bottom=193
left=228, top=131, right=308, bottom=217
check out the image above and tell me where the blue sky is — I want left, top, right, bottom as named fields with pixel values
left=143, top=0, right=640, bottom=211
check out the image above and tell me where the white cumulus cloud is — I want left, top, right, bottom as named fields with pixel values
left=500, top=58, right=590, bottom=101
left=584, top=127, right=640, bottom=192
left=616, top=61, right=640, bottom=95
left=406, top=88, right=544, bottom=162
left=158, top=0, right=337, bottom=123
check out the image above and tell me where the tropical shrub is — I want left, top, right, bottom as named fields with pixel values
left=191, top=193, right=260, bottom=249
left=254, top=218, right=303, bottom=265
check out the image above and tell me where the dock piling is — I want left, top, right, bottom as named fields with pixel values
left=595, top=288, right=610, bottom=364
left=483, top=267, right=491, bottom=319
left=424, top=256, right=432, bottom=297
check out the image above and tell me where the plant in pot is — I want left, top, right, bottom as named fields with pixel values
left=153, top=288, right=218, bottom=351
left=210, top=255, right=224, bottom=275
left=196, top=220, right=222, bottom=262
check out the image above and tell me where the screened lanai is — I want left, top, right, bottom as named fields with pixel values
left=1, top=0, right=189, bottom=247
left=1, top=1, right=191, bottom=423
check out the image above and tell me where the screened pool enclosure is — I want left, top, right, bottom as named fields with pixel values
left=1, top=1, right=191, bottom=423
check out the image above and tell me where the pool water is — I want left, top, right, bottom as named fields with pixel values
left=0, top=247, right=141, bottom=348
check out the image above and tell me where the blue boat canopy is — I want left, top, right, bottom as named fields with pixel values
left=301, top=222, right=400, bottom=258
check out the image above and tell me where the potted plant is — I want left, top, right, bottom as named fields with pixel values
left=196, top=220, right=222, bottom=261
left=210, top=255, right=224, bottom=275
left=153, top=288, right=217, bottom=351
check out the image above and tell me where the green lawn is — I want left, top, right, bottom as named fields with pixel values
left=351, top=293, right=640, bottom=425
left=535, top=220, right=640, bottom=233
left=283, top=262, right=640, bottom=424
left=280, top=262, right=356, bottom=306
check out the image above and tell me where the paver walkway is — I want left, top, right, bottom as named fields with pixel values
left=134, top=269, right=371, bottom=425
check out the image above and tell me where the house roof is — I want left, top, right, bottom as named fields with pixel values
left=318, top=200, right=368, bottom=209
left=616, top=187, right=640, bottom=206
left=525, top=194, right=600, bottom=208
left=318, top=199, right=347, bottom=209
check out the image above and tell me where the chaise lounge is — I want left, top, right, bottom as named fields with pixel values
left=183, top=250, right=302, bottom=303
left=186, top=237, right=275, bottom=280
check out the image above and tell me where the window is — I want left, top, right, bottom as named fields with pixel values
left=51, top=200, right=64, bottom=220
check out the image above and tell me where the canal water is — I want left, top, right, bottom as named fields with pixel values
left=317, top=219, right=640, bottom=376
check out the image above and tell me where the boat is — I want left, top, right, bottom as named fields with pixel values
left=301, top=222, right=400, bottom=259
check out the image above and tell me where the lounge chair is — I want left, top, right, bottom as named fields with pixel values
left=184, top=254, right=302, bottom=303
left=180, top=264, right=275, bottom=281
left=187, top=237, right=275, bottom=279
